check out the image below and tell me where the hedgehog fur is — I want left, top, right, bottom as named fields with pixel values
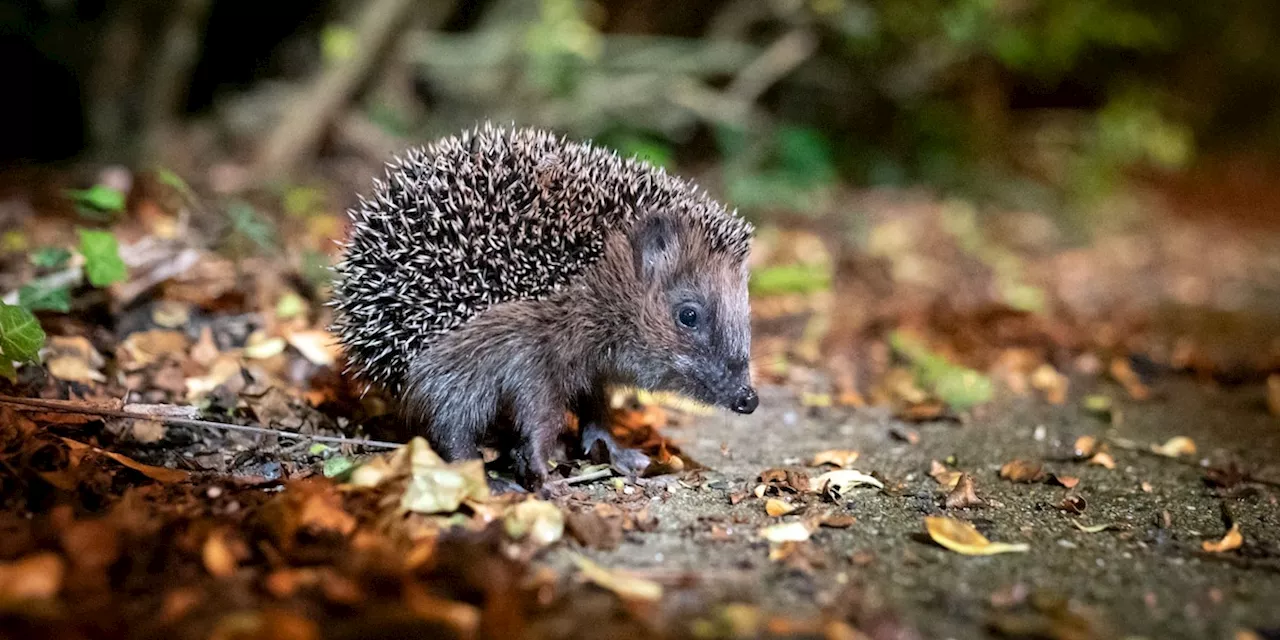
left=330, top=124, right=753, bottom=396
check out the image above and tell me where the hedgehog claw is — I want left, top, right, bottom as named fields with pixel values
left=487, top=475, right=529, bottom=495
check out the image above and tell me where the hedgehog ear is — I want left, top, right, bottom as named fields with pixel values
left=630, top=214, right=679, bottom=283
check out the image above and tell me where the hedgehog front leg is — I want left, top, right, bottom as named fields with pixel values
left=510, top=390, right=567, bottom=491
left=576, top=388, right=652, bottom=478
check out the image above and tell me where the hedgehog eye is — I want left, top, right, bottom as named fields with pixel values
left=677, top=305, right=700, bottom=329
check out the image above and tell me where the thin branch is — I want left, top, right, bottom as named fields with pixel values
left=0, top=395, right=403, bottom=450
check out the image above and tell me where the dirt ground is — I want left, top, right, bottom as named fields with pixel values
left=555, top=378, right=1280, bottom=639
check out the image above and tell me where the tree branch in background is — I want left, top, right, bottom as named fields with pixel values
left=254, top=0, right=444, bottom=181
left=140, top=0, right=213, bottom=162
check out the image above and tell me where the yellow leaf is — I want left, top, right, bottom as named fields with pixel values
left=503, top=499, right=564, bottom=547
left=1202, top=523, right=1243, bottom=553
left=924, top=516, right=1029, bottom=555
left=571, top=554, right=662, bottom=602
left=765, top=498, right=797, bottom=517
left=759, top=521, right=812, bottom=543
left=810, top=449, right=860, bottom=468
left=1070, top=521, right=1122, bottom=534
left=1150, top=436, right=1196, bottom=458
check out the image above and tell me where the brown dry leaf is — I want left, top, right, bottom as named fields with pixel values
left=924, top=516, right=1030, bottom=555
left=1202, top=523, right=1243, bottom=553
left=818, top=514, right=856, bottom=528
left=185, top=355, right=243, bottom=401
left=890, top=425, right=921, bottom=444
left=151, top=300, right=190, bottom=328
left=202, top=528, right=241, bottom=578
left=1056, top=495, right=1087, bottom=514
left=189, top=326, right=219, bottom=367
left=285, top=330, right=340, bottom=367
left=810, top=449, right=860, bottom=468
left=0, top=552, right=65, bottom=605
left=759, top=521, right=813, bottom=543
left=898, top=402, right=947, bottom=422
left=47, top=355, right=107, bottom=384
left=945, top=473, right=986, bottom=509
left=128, top=419, right=166, bottom=444
left=45, top=336, right=107, bottom=384
left=503, top=499, right=564, bottom=547
left=403, top=582, right=481, bottom=635
left=1088, top=452, right=1116, bottom=470
left=765, top=498, right=798, bottom=517
left=1267, top=374, right=1280, bottom=417
left=571, top=554, right=662, bottom=602
left=1150, top=436, right=1197, bottom=458
left=1072, top=436, right=1098, bottom=458
left=930, top=460, right=963, bottom=490
left=1047, top=474, right=1081, bottom=489
left=399, top=438, right=490, bottom=514
left=120, top=329, right=190, bottom=369
left=298, top=490, right=358, bottom=537
left=1030, top=364, right=1069, bottom=405
left=758, top=468, right=809, bottom=493
left=1109, top=357, right=1151, bottom=401
left=999, top=459, right=1045, bottom=483
left=59, top=437, right=188, bottom=482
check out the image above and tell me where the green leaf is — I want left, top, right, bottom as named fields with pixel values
left=78, top=229, right=127, bottom=287
left=18, top=283, right=71, bottom=313
left=275, top=292, right=307, bottom=320
left=0, top=358, right=15, bottom=383
left=749, top=263, right=832, bottom=295
left=227, top=201, right=278, bottom=253
left=889, top=331, right=993, bottom=411
left=0, top=303, right=46, bottom=364
left=156, top=168, right=196, bottom=200
left=29, top=247, right=72, bottom=269
left=323, top=455, right=355, bottom=479
left=66, top=185, right=126, bottom=219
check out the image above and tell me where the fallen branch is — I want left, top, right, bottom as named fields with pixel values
left=0, top=395, right=403, bottom=450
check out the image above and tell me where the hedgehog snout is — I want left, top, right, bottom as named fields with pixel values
left=730, top=386, right=758, bottom=414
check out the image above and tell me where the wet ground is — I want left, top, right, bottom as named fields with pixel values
left=554, top=378, right=1280, bottom=639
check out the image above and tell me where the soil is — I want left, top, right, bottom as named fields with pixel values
left=553, top=378, right=1280, bottom=639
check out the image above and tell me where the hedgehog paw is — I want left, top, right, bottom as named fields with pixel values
left=486, top=475, right=529, bottom=495
left=582, top=423, right=651, bottom=478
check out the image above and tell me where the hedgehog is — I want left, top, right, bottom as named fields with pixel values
left=330, top=124, right=757, bottom=490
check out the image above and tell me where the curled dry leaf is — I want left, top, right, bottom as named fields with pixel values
left=999, top=459, right=1045, bottom=483
left=765, top=498, right=798, bottom=517
left=930, top=460, right=963, bottom=490
left=759, top=521, right=813, bottom=543
left=812, top=470, right=884, bottom=497
left=945, top=473, right=985, bottom=509
left=1202, top=524, right=1243, bottom=553
left=818, top=514, right=856, bottom=528
left=400, top=438, right=491, bottom=514
left=1071, top=521, right=1125, bottom=534
left=571, top=554, right=662, bottom=602
left=1072, top=435, right=1098, bottom=458
left=1088, top=452, right=1116, bottom=470
left=1056, top=495, right=1087, bottom=514
left=1150, top=436, right=1197, bottom=458
left=286, top=330, right=341, bottom=367
left=0, top=552, right=66, bottom=603
left=1030, top=364, right=1069, bottom=405
left=924, top=516, right=1030, bottom=555
left=60, top=437, right=188, bottom=483
left=244, top=331, right=287, bottom=360
left=45, top=336, right=107, bottom=384
left=1047, top=474, right=1080, bottom=489
left=810, top=449, right=860, bottom=468
left=503, top=499, right=565, bottom=547
left=119, top=329, right=190, bottom=369
left=1110, top=357, right=1151, bottom=401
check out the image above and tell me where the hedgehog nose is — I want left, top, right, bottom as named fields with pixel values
left=731, top=386, right=758, bottom=414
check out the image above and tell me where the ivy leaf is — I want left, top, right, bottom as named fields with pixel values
left=0, top=303, right=46, bottom=364
left=66, top=185, right=126, bottom=220
left=30, top=247, right=72, bottom=269
left=18, top=283, right=71, bottom=313
left=78, top=229, right=127, bottom=287
left=0, top=358, right=14, bottom=383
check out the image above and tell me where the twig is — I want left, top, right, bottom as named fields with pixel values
left=726, top=28, right=817, bottom=105
left=549, top=468, right=615, bottom=487
left=140, top=0, right=214, bottom=159
left=0, top=395, right=402, bottom=450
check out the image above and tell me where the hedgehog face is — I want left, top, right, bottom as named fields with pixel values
left=628, top=214, right=758, bottom=414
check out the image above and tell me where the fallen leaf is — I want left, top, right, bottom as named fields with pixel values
left=399, top=438, right=490, bottom=514
left=286, top=330, right=340, bottom=367
left=1088, top=452, right=1116, bottom=470
left=945, top=473, right=985, bottom=509
left=759, top=521, right=813, bottom=543
left=0, top=552, right=65, bottom=603
left=924, top=516, right=1029, bottom=555
left=818, top=514, right=856, bottom=528
left=59, top=437, right=188, bottom=482
left=571, top=554, right=662, bottom=602
left=1071, top=521, right=1125, bottom=533
left=503, top=500, right=564, bottom=547
left=1047, top=474, right=1080, bottom=489
left=1202, top=523, right=1243, bottom=553
left=129, top=419, right=166, bottom=444
left=810, top=449, right=860, bottom=468
left=1030, top=364, right=1069, bottom=405
left=1056, top=495, right=1087, bottom=514
left=119, top=329, right=190, bottom=369
left=1150, top=436, right=1196, bottom=458
left=929, top=460, right=963, bottom=490
left=999, top=459, right=1045, bottom=483
left=202, top=528, right=241, bottom=578
left=403, top=582, right=481, bottom=634
left=1072, top=435, right=1098, bottom=458
left=1110, top=357, right=1151, bottom=401
left=189, top=326, right=219, bottom=366
left=890, top=426, right=921, bottom=444
left=765, top=498, right=798, bottom=517
left=812, top=469, right=884, bottom=497
left=46, top=355, right=107, bottom=384
left=44, top=336, right=107, bottom=384
left=244, top=331, right=287, bottom=360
